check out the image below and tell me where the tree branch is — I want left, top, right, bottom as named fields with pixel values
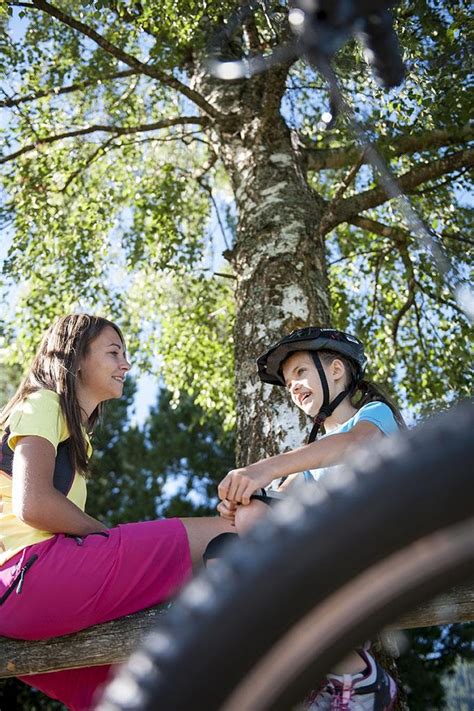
left=198, top=178, right=232, bottom=252
left=327, top=248, right=384, bottom=266
left=0, top=117, right=208, bottom=165
left=305, top=124, right=474, bottom=172
left=351, top=217, right=417, bottom=345
left=441, top=232, right=474, bottom=247
left=214, top=272, right=236, bottom=280
left=320, top=147, right=474, bottom=234
left=410, top=165, right=471, bottom=197
left=122, top=131, right=207, bottom=151
left=350, top=215, right=474, bottom=249
left=331, top=150, right=366, bottom=202
left=368, top=249, right=388, bottom=326
left=60, top=137, right=116, bottom=192
left=418, top=282, right=468, bottom=318
left=392, top=254, right=416, bottom=347
left=348, top=216, right=409, bottom=245
left=26, top=0, right=224, bottom=120
left=413, top=293, right=429, bottom=361
left=0, top=70, right=140, bottom=108
left=348, top=215, right=470, bottom=338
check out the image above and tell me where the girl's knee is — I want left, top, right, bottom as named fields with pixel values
left=235, top=500, right=269, bottom=534
left=180, top=516, right=234, bottom=568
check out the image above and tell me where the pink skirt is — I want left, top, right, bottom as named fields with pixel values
left=0, top=519, right=192, bottom=709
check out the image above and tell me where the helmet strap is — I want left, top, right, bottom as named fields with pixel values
left=307, top=352, right=355, bottom=443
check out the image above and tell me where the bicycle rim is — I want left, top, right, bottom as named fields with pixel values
left=222, top=517, right=474, bottom=710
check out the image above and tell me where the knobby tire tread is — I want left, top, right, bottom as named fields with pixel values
left=98, top=401, right=473, bottom=711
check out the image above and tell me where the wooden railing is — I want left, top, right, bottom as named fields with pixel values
left=1, top=584, right=473, bottom=678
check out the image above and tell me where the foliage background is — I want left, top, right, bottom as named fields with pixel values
left=0, top=0, right=472, bottom=426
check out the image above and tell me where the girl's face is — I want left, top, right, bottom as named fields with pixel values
left=282, top=351, right=324, bottom=417
left=76, top=326, right=131, bottom=411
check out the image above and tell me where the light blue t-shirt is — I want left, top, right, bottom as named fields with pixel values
left=306, top=400, right=398, bottom=483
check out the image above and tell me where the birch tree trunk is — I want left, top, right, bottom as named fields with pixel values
left=194, top=65, right=331, bottom=465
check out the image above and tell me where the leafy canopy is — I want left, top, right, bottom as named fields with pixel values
left=0, top=0, right=472, bottom=422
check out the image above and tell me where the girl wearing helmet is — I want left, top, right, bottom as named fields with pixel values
left=217, top=327, right=404, bottom=525
left=211, top=327, right=403, bottom=711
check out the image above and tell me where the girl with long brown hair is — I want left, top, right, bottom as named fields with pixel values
left=0, top=314, right=232, bottom=711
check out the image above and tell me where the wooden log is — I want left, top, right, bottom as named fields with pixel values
left=1, top=585, right=472, bottom=678
left=391, top=583, right=474, bottom=630
left=0, top=606, right=168, bottom=678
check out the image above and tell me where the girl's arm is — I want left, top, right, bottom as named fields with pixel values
left=12, top=436, right=108, bottom=534
left=218, top=421, right=383, bottom=505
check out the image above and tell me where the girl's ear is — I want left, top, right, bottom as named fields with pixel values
left=330, top=358, right=346, bottom=382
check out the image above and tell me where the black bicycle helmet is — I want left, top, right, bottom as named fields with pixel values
left=257, top=327, right=367, bottom=441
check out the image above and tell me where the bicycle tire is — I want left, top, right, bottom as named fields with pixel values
left=98, top=400, right=474, bottom=711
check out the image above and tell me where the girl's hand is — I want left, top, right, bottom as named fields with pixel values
left=218, top=463, right=271, bottom=505
left=217, top=499, right=238, bottom=525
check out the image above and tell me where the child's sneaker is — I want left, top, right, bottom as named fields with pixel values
left=305, top=649, right=397, bottom=710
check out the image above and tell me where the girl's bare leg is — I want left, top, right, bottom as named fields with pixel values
left=331, top=651, right=368, bottom=674
left=180, top=517, right=235, bottom=569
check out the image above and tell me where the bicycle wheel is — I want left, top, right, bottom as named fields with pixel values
left=98, top=400, right=474, bottom=711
